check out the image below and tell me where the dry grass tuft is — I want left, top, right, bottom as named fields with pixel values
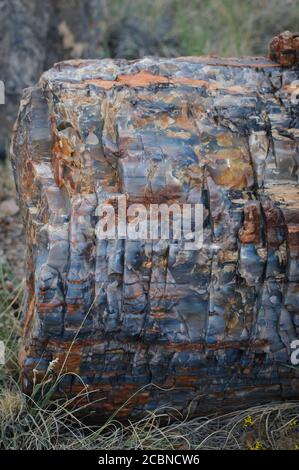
left=0, top=388, right=24, bottom=419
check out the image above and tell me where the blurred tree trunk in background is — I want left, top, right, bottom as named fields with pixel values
left=0, top=0, right=50, bottom=155
left=0, top=0, right=104, bottom=155
left=45, top=0, right=104, bottom=70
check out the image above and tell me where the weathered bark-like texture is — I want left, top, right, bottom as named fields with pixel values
left=11, top=56, right=299, bottom=419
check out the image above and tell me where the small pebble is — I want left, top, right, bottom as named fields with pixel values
left=0, top=198, right=19, bottom=217
left=5, top=280, right=14, bottom=292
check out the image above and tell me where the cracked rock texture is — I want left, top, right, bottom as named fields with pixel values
left=11, top=56, right=299, bottom=419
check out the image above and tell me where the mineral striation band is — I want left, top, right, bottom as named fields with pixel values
left=11, top=54, right=299, bottom=419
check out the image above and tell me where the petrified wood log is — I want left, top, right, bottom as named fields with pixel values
left=11, top=51, right=299, bottom=419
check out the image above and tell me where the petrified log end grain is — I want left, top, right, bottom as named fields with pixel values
left=11, top=48, right=299, bottom=419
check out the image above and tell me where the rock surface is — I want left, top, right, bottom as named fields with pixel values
left=11, top=56, right=299, bottom=419
left=0, top=197, right=19, bottom=217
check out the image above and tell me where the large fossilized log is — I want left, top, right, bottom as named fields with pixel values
left=11, top=53, right=299, bottom=419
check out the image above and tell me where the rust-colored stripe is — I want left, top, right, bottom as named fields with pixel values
left=85, top=70, right=252, bottom=93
